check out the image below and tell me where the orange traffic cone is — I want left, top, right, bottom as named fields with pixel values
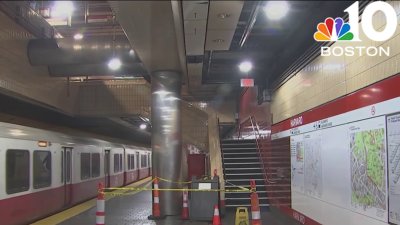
left=181, top=191, right=189, bottom=220
left=212, top=204, right=222, bottom=225
left=148, top=178, right=165, bottom=220
left=250, top=180, right=261, bottom=225
left=96, top=183, right=105, bottom=225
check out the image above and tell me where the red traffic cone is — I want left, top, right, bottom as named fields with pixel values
left=212, top=204, right=222, bottom=225
left=250, top=180, right=261, bottom=225
left=181, top=191, right=189, bottom=220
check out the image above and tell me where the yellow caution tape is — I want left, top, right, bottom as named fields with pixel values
left=102, top=187, right=251, bottom=193
left=156, top=176, right=192, bottom=184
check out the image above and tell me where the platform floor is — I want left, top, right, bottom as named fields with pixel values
left=33, top=179, right=301, bottom=225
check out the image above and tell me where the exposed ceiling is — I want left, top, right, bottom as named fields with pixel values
left=203, top=1, right=355, bottom=90
left=0, top=1, right=361, bottom=144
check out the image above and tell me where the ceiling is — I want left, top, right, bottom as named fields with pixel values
left=202, top=1, right=355, bottom=89
left=0, top=1, right=360, bottom=145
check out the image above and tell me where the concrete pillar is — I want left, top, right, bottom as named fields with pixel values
left=151, top=71, right=182, bottom=216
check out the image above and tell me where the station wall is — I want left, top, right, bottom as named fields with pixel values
left=271, top=1, right=400, bottom=124
left=0, top=11, right=78, bottom=114
left=267, top=1, right=400, bottom=224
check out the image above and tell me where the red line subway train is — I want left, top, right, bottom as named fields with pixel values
left=0, top=122, right=152, bottom=225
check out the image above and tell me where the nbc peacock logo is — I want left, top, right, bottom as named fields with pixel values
left=314, top=17, right=354, bottom=42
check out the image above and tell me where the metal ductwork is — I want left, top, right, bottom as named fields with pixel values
left=27, top=36, right=148, bottom=78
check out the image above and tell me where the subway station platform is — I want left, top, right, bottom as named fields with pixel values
left=32, top=178, right=301, bottom=225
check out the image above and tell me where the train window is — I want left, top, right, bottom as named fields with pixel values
left=119, top=154, right=123, bottom=171
left=127, top=154, right=131, bottom=170
left=91, top=153, right=100, bottom=178
left=66, top=151, right=71, bottom=182
left=6, top=150, right=30, bottom=194
left=33, top=151, right=52, bottom=189
left=114, top=154, right=120, bottom=173
left=61, top=153, right=64, bottom=182
left=81, top=153, right=91, bottom=180
left=133, top=155, right=136, bottom=169
left=141, top=154, right=147, bottom=168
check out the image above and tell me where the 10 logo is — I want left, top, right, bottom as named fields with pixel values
left=315, top=1, right=398, bottom=42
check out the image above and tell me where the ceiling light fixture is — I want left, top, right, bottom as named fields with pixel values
left=213, top=39, right=225, bottom=43
left=108, top=58, right=122, bottom=70
left=140, top=124, right=147, bottom=130
left=129, top=49, right=135, bottom=56
left=264, top=1, right=290, bottom=21
left=217, top=13, right=231, bottom=19
left=73, top=33, right=83, bottom=40
left=51, top=1, right=74, bottom=18
left=239, top=61, right=253, bottom=73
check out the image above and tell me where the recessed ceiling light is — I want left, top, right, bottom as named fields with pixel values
left=129, top=49, right=135, bottom=56
left=218, top=13, right=231, bottom=19
left=238, top=61, right=253, bottom=73
left=213, top=39, right=225, bottom=43
left=73, top=33, right=83, bottom=40
left=108, top=57, right=122, bottom=70
left=140, top=124, right=147, bottom=130
left=51, top=1, right=74, bottom=18
left=264, top=1, right=290, bottom=21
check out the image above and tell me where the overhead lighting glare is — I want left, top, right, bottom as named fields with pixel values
left=264, top=1, right=290, bottom=21
left=108, top=58, right=122, bottom=70
left=140, top=124, right=147, bottom=130
left=51, top=1, right=74, bottom=18
left=239, top=61, right=253, bottom=73
left=74, top=33, right=83, bottom=40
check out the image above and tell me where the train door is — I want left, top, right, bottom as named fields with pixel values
left=136, top=152, right=140, bottom=179
left=104, top=150, right=111, bottom=188
left=62, top=147, right=72, bottom=206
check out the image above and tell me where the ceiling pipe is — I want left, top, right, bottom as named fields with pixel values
left=238, top=1, right=262, bottom=48
left=27, top=36, right=139, bottom=66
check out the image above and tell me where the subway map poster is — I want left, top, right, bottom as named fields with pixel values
left=290, top=116, right=388, bottom=222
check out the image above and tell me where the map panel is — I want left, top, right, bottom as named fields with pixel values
left=304, top=137, right=323, bottom=198
left=350, top=128, right=386, bottom=214
left=291, top=136, right=305, bottom=193
left=388, top=113, right=400, bottom=224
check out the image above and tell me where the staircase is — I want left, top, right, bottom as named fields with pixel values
left=221, top=139, right=269, bottom=208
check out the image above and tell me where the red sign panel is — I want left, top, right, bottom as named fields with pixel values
left=240, top=78, right=254, bottom=87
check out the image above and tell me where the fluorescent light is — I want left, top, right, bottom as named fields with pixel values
left=108, top=58, right=122, bottom=70
left=51, top=1, right=74, bottom=18
left=140, top=124, right=147, bottom=130
left=74, top=33, right=83, bottom=40
left=238, top=61, right=253, bottom=73
left=264, top=1, right=290, bottom=21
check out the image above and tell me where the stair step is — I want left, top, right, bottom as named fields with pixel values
left=223, top=152, right=258, bottom=155
left=224, top=167, right=261, bottom=170
left=224, top=157, right=259, bottom=160
left=222, top=147, right=257, bottom=150
left=225, top=204, right=269, bottom=207
left=226, top=179, right=264, bottom=181
left=224, top=162, right=261, bottom=165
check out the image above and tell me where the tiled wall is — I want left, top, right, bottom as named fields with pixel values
left=0, top=11, right=78, bottom=114
left=76, top=80, right=151, bottom=117
left=271, top=1, right=400, bottom=123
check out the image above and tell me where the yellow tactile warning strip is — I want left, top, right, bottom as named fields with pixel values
left=30, top=177, right=152, bottom=225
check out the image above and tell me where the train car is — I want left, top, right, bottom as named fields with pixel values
left=0, top=122, right=151, bottom=225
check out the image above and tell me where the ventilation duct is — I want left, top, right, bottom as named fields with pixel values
left=27, top=36, right=148, bottom=78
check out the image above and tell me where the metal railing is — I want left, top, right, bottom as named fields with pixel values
left=247, top=116, right=277, bottom=184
